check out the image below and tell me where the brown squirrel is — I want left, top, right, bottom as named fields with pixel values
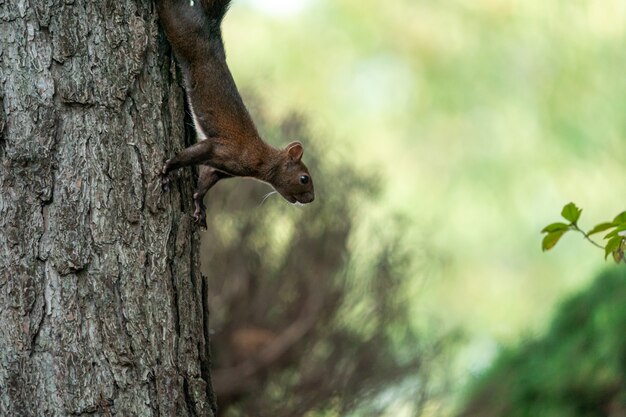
left=157, top=0, right=315, bottom=226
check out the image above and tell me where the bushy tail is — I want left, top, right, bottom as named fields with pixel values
left=157, top=0, right=232, bottom=27
left=157, top=0, right=234, bottom=61
left=201, top=0, right=232, bottom=22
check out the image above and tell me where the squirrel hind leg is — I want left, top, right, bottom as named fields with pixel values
left=192, top=165, right=232, bottom=227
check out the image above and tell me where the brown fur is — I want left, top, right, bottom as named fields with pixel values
left=157, top=0, right=315, bottom=226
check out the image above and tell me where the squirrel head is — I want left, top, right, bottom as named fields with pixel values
left=269, top=141, right=315, bottom=204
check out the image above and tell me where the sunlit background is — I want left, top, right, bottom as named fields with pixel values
left=204, top=0, right=626, bottom=415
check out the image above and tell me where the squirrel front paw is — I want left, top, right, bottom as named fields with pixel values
left=160, top=160, right=172, bottom=191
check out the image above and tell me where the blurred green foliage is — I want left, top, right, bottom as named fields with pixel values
left=459, top=267, right=626, bottom=417
left=224, top=0, right=626, bottom=339
left=217, top=0, right=626, bottom=413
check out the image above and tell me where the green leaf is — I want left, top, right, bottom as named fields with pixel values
left=541, top=222, right=570, bottom=233
left=604, top=225, right=626, bottom=240
left=613, top=211, right=626, bottom=224
left=604, top=236, right=622, bottom=259
left=587, top=222, right=615, bottom=236
left=561, top=202, right=582, bottom=225
left=542, top=230, right=567, bottom=251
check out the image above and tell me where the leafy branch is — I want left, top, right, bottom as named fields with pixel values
left=541, top=202, right=626, bottom=263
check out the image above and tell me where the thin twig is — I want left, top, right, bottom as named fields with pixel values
left=571, top=224, right=604, bottom=250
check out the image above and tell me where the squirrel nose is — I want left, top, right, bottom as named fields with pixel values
left=302, top=191, right=314, bottom=203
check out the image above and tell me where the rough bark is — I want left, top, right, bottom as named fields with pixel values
left=0, top=1, right=215, bottom=416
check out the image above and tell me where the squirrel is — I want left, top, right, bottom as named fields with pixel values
left=156, top=0, right=315, bottom=227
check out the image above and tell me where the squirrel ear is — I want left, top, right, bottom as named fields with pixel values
left=286, top=141, right=303, bottom=161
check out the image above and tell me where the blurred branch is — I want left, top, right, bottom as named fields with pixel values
left=213, top=277, right=325, bottom=396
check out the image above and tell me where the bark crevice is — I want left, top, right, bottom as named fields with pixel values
left=201, top=274, right=218, bottom=415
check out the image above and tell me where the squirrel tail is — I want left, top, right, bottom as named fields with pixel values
left=157, top=0, right=233, bottom=62
left=201, top=0, right=232, bottom=22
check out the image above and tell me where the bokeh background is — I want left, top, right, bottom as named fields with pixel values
left=200, top=0, right=626, bottom=415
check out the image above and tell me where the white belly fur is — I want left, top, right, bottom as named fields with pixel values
left=188, top=99, right=208, bottom=141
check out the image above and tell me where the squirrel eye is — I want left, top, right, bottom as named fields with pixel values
left=299, top=175, right=309, bottom=185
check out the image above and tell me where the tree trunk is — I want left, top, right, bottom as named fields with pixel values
left=0, top=1, right=216, bottom=416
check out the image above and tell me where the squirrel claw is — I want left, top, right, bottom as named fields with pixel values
left=160, top=163, right=171, bottom=191
left=193, top=197, right=207, bottom=228
left=193, top=210, right=207, bottom=229
left=161, top=175, right=170, bottom=192
left=159, top=160, right=172, bottom=191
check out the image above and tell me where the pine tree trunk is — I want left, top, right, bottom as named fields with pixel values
left=0, top=1, right=215, bottom=416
